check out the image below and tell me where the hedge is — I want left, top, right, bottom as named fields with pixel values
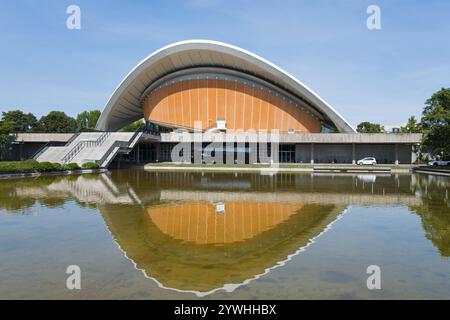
left=81, top=162, right=100, bottom=169
left=63, top=162, right=80, bottom=170
left=0, top=160, right=99, bottom=174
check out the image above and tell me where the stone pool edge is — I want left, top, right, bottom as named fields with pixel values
left=144, top=165, right=412, bottom=174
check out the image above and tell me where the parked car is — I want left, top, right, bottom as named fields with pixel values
left=357, top=157, right=377, bottom=165
left=428, top=160, right=450, bottom=166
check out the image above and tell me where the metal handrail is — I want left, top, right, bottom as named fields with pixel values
left=32, top=133, right=79, bottom=160
left=64, top=132, right=80, bottom=146
left=94, top=140, right=124, bottom=167
left=61, top=132, right=111, bottom=164
left=94, top=131, right=142, bottom=167
left=32, top=142, right=51, bottom=159
left=128, top=130, right=143, bottom=148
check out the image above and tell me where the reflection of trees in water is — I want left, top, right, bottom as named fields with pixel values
left=409, top=174, right=450, bottom=257
left=0, top=176, right=61, bottom=213
left=0, top=173, right=131, bottom=213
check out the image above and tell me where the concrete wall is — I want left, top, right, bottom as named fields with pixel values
left=295, top=144, right=310, bottom=163
left=294, top=143, right=413, bottom=164
left=148, top=142, right=414, bottom=164
left=5, top=142, right=66, bottom=161
left=355, top=144, right=411, bottom=164
left=314, top=144, right=353, bottom=163
left=398, top=144, right=413, bottom=164
left=12, top=133, right=74, bottom=142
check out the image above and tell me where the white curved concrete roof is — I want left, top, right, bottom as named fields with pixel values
left=96, top=40, right=355, bottom=132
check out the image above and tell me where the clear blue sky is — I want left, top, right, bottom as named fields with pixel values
left=0, top=0, right=449, bottom=126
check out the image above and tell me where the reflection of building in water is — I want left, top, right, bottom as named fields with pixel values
left=2, top=171, right=428, bottom=211
left=3, top=174, right=146, bottom=208
left=148, top=202, right=305, bottom=244
left=101, top=201, right=345, bottom=296
left=1, top=170, right=449, bottom=293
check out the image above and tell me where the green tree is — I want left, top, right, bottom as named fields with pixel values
left=1, top=110, right=37, bottom=132
left=0, top=120, right=14, bottom=160
left=356, top=121, right=384, bottom=133
left=119, top=119, right=145, bottom=132
left=34, top=111, right=77, bottom=133
left=409, top=174, right=450, bottom=256
left=400, top=116, right=423, bottom=133
left=76, top=110, right=101, bottom=131
left=421, top=88, right=450, bottom=158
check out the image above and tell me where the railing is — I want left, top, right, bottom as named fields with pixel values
left=93, top=141, right=125, bottom=168
left=128, top=130, right=143, bottom=148
left=64, top=133, right=80, bottom=146
left=32, top=142, right=51, bottom=160
left=31, top=133, right=78, bottom=160
left=94, top=131, right=143, bottom=168
left=142, top=128, right=161, bottom=136
left=61, top=132, right=111, bottom=164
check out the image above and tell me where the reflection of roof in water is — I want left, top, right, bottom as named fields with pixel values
left=148, top=202, right=305, bottom=244
left=100, top=202, right=346, bottom=296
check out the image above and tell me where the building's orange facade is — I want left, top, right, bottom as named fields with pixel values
left=143, top=79, right=321, bottom=132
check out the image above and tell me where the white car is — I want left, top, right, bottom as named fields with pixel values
left=357, top=157, right=377, bottom=165
left=428, top=160, right=450, bottom=166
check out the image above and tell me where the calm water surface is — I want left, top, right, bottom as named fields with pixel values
left=0, top=170, right=449, bottom=299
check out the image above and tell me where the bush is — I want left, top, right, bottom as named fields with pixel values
left=63, top=162, right=80, bottom=170
left=51, top=163, right=63, bottom=171
left=36, top=161, right=59, bottom=172
left=0, top=160, right=39, bottom=173
left=81, top=162, right=100, bottom=169
left=0, top=162, right=18, bottom=173
left=0, top=160, right=82, bottom=174
left=23, top=159, right=39, bottom=167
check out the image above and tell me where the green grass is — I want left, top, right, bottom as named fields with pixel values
left=0, top=160, right=100, bottom=174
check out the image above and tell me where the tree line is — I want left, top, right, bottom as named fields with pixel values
left=0, top=109, right=101, bottom=134
left=0, top=109, right=101, bottom=156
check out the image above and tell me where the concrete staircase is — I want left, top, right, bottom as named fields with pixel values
left=36, top=131, right=143, bottom=167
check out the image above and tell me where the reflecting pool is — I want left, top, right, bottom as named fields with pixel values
left=0, top=170, right=449, bottom=299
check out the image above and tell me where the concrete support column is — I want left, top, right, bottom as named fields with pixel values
left=258, top=143, right=268, bottom=164
left=395, top=143, right=399, bottom=165
left=19, top=143, right=23, bottom=161
left=310, top=143, right=314, bottom=164
left=155, top=143, right=161, bottom=162
left=352, top=143, right=356, bottom=164
left=137, top=143, right=140, bottom=163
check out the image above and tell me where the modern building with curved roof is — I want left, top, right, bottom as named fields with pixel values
left=29, top=40, right=421, bottom=166
left=96, top=40, right=354, bottom=133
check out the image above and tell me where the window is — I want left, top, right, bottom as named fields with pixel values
left=279, top=144, right=295, bottom=163
left=320, top=123, right=337, bottom=133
